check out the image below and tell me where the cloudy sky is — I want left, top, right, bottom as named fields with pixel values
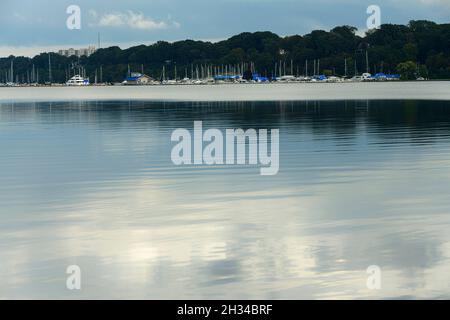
left=1, top=0, right=450, bottom=57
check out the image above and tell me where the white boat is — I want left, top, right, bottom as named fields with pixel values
left=278, top=75, right=297, bottom=82
left=362, top=73, right=374, bottom=81
left=326, top=76, right=344, bottom=83
left=66, top=75, right=89, bottom=86
left=349, top=76, right=363, bottom=82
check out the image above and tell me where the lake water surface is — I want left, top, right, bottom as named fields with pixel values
left=1, top=99, right=450, bottom=299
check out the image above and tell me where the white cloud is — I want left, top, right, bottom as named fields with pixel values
left=99, top=13, right=126, bottom=27
left=97, top=11, right=179, bottom=31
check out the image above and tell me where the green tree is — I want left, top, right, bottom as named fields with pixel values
left=3, top=20, right=450, bottom=83
left=397, top=61, right=417, bottom=80
left=403, top=43, right=418, bottom=61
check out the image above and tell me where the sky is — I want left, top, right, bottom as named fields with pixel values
left=1, top=0, right=450, bottom=57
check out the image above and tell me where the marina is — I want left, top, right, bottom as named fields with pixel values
left=0, top=71, right=404, bottom=87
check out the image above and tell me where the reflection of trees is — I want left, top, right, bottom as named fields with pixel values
left=4, top=100, right=450, bottom=146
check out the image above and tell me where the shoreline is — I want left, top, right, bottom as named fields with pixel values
left=1, top=81, right=450, bottom=103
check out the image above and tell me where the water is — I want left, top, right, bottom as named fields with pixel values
left=1, top=81, right=450, bottom=103
left=1, top=99, right=450, bottom=299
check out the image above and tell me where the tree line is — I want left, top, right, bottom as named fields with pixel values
left=1, top=20, right=449, bottom=83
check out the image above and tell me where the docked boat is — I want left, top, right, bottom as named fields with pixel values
left=66, top=75, right=89, bottom=86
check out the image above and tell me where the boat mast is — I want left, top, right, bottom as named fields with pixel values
left=10, top=59, right=13, bottom=83
left=344, top=58, right=347, bottom=77
left=48, top=53, right=52, bottom=83
left=366, top=50, right=369, bottom=73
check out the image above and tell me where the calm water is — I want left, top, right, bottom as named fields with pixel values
left=1, top=100, right=450, bottom=299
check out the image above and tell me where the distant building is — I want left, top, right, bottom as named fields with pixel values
left=123, top=73, right=154, bottom=85
left=58, top=46, right=96, bottom=58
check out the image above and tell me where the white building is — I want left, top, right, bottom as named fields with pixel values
left=58, top=46, right=97, bottom=58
